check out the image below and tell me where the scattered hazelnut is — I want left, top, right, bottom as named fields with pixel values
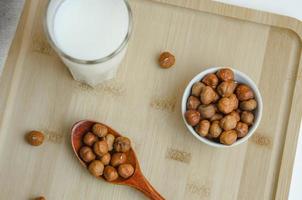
left=236, top=84, right=254, bottom=101
left=93, top=141, right=109, bottom=157
left=220, top=130, right=237, bottom=145
left=191, top=82, right=205, bottom=97
left=158, top=52, right=175, bottom=68
left=230, top=111, right=240, bottom=122
left=235, top=122, right=249, bottom=138
left=240, top=99, right=257, bottom=111
left=195, top=120, right=210, bottom=137
left=92, top=123, right=108, bottom=137
left=79, top=146, right=96, bottom=163
left=198, top=104, right=216, bottom=119
left=110, top=152, right=127, bottom=167
left=217, top=97, right=234, bottom=114
left=187, top=96, right=201, bottom=110
left=118, top=164, right=135, bottom=179
left=229, top=94, right=239, bottom=110
left=26, top=131, right=44, bottom=146
left=100, top=153, right=111, bottom=165
left=220, top=115, right=237, bottom=131
left=216, top=68, right=234, bottom=81
left=241, top=111, right=254, bottom=125
left=88, top=160, right=104, bottom=177
left=104, top=166, right=119, bottom=182
left=185, top=110, right=201, bottom=126
left=210, top=113, right=223, bottom=121
left=200, top=86, right=217, bottom=105
left=217, top=81, right=237, bottom=97
left=202, top=73, right=219, bottom=88
left=105, top=134, right=115, bottom=151
left=114, top=137, right=131, bottom=153
left=83, top=132, right=98, bottom=146
left=34, top=197, right=46, bottom=200
left=209, top=121, right=222, bottom=138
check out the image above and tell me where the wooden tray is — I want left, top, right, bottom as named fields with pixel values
left=0, top=0, right=302, bottom=199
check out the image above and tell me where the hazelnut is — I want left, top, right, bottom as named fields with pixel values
left=114, top=137, right=131, bottom=153
left=235, top=84, right=254, bottom=101
left=241, top=111, right=254, bottom=125
left=235, top=122, right=249, bottom=138
left=158, top=52, right=175, bottom=68
left=187, top=96, right=201, bottom=110
left=217, top=97, right=234, bottom=114
left=198, top=104, right=216, bottom=119
left=200, top=86, right=217, bottom=105
left=240, top=99, right=257, bottom=111
left=110, top=153, right=127, bottom=167
left=210, top=113, right=223, bottom=121
left=88, top=160, right=104, bottom=177
left=92, top=123, right=108, bottom=137
left=195, top=120, right=210, bottom=137
left=26, top=131, right=44, bottom=146
left=79, top=146, right=96, bottom=163
left=100, top=153, right=111, bottom=165
left=185, top=110, right=201, bottom=126
left=220, top=130, right=237, bottom=145
left=191, top=82, right=205, bottom=97
left=118, top=164, right=135, bottom=179
left=34, top=197, right=46, bottom=200
left=105, top=134, right=115, bottom=151
left=230, top=111, right=240, bottom=122
left=209, top=121, right=222, bottom=138
left=103, top=166, right=119, bottom=182
left=220, top=115, right=237, bottom=131
left=93, top=141, right=109, bottom=156
left=202, top=73, right=219, bottom=88
left=216, top=68, right=234, bottom=81
left=217, top=81, right=237, bottom=97
left=83, top=132, right=98, bottom=146
left=229, top=94, right=239, bottom=110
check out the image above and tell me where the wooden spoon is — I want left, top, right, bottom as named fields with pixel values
left=71, top=120, right=165, bottom=200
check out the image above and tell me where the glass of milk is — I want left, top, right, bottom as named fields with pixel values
left=45, top=0, right=132, bottom=87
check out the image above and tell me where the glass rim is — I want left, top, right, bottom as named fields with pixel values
left=44, top=0, right=133, bottom=65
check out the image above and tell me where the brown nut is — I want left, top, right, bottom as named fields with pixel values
left=235, top=122, right=249, bottom=138
left=118, top=164, right=135, bottom=179
left=216, top=68, right=234, bottom=81
left=241, top=111, right=254, bottom=125
left=220, top=130, right=237, bottom=145
left=213, top=91, right=220, bottom=102
left=88, top=160, right=104, bottom=177
left=26, top=131, right=44, bottom=146
left=210, top=113, right=223, bottom=122
left=200, top=86, right=217, bottom=105
left=220, top=115, right=237, bottom=131
left=217, top=97, right=234, bottom=114
left=235, top=84, right=254, bottom=101
left=158, top=52, right=175, bottom=68
left=198, top=104, right=216, bottom=119
left=103, top=166, right=119, bottom=182
left=93, top=141, right=109, bottom=157
left=191, top=82, right=205, bottom=97
left=105, top=134, right=115, bottom=151
left=79, top=146, right=96, bottom=163
left=185, top=110, right=201, bottom=126
left=114, top=137, right=131, bottom=153
left=110, top=152, right=127, bottom=167
left=92, top=123, right=108, bottom=137
left=202, top=73, right=219, bottom=88
left=217, top=81, right=237, bottom=97
left=195, top=120, right=210, bottom=137
left=34, top=197, right=46, bottom=200
left=83, top=132, right=98, bottom=146
left=229, top=94, right=239, bottom=110
left=209, top=121, right=223, bottom=138
left=187, top=96, right=201, bottom=110
left=240, top=99, right=257, bottom=111
left=230, top=111, right=240, bottom=122
left=100, top=153, right=111, bottom=165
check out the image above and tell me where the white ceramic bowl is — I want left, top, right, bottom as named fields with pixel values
left=181, top=67, right=263, bottom=148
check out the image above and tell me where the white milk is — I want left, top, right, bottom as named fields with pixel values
left=45, top=0, right=131, bottom=86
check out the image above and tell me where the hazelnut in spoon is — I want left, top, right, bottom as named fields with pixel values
left=71, top=120, right=165, bottom=200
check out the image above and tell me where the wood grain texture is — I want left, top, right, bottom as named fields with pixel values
left=0, top=0, right=301, bottom=199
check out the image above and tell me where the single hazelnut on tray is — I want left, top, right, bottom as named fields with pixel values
left=114, top=137, right=131, bottom=153
left=235, top=84, right=254, bottom=101
left=220, top=130, right=237, bottom=145
left=217, top=81, right=237, bottom=97
left=105, top=134, right=115, bottom=151
left=79, top=146, right=96, bottom=163
left=92, top=123, right=108, bottom=137
left=220, top=114, right=237, bottom=131
left=191, top=82, right=205, bottom=97
left=209, top=120, right=223, bottom=138
left=158, top=52, right=175, bottom=68
left=200, top=86, right=217, bottom=105
left=198, top=104, right=216, bottom=119
left=240, top=99, right=257, bottom=111
left=195, top=120, right=210, bottom=137
left=216, top=68, right=234, bottom=81
left=241, top=111, right=254, bottom=125
left=100, top=153, right=111, bottom=165
left=118, top=164, right=135, bottom=179
left=93, top=140, right=109, bottom=157
left=185, top=110, right=201, bottom=126
left=202, top=73, right=219, bottom=88
left=88, top=160, right=104, bottom=177
left=104, top=166, right=119, bottom=182
left=111, top=152, right=127, bottom=167
left=187, top=96, right=201, bottom=110
left=26, top=131, right=44, bottom=146
left=235, top=122, right=249, bottom=138
left=83, top=132, right=98, bottom=146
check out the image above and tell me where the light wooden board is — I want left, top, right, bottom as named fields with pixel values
left=0, top=0, right=301, bottom=199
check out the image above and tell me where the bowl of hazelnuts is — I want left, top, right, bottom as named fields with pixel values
left=182, top=67, right=263, bottom=147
